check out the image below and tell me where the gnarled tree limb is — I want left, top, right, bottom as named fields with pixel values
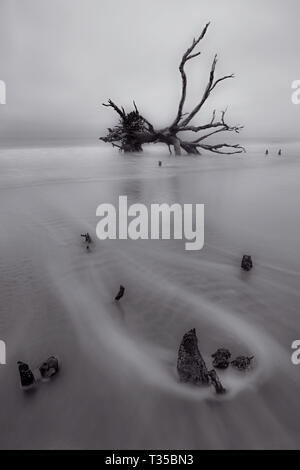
left=100, top=23, right=244, bottom=156
left=171, top=22, right=210, bottom=129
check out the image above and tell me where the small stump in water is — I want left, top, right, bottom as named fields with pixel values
left=177, top=329, right=225, bottom=394
left=241, top=255, right=253, bottom=272
left=209, top=370, right=226, bottom=394
left=211, top=348, right=231, bottom=369
left=39, top=356, right=60, bottom=379
left=231, top=356, right=254, bottom=371
left=81, top=233, right=92, bottom=244
left=177, top=328, right=210, bottom=385
left=18, top=361, right=35, bottom=388
left=115, top=285, right=125, bottom=301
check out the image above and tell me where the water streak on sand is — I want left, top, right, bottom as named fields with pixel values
left=0, top=145, right=300, bottom=449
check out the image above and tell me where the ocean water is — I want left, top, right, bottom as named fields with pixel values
left=0, top=143, right=299, bottom=449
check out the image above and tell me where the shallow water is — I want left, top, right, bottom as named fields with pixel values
left=0, top=143, right=299, bottom=449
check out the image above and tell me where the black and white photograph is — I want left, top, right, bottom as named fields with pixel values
left=0, top=0, right=300, bottom=452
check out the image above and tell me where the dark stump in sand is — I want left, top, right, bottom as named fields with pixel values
left=241, top=255, right=253, bottom=272
left=177, top=329, right=226, bottom=394
left=115, top=285, right=125, bottom=301
left=177, top=328, right=210, bottom=385
left=17, top=361, right=35, bottom=388
left=231, top=355, right=254, bottom=371
left=211, top=348, right=231, bottom=369
left=39, top=356, right=59, bottom=379
left=208, top=370, right=226, bottom=394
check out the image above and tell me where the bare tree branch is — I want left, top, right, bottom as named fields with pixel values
left=210, top=74, right=234, bottom=92
left=192, top=127, right=231, bottom=143
left=140, top=115, right=155, bottom=132
left=190, top=110, right=243, bottom=143
left=180, top=54, right=234, bottom=127
left=100, top=24, right=244, bottom=156
left=102, top=99, right=126, bottom=119
left=171, top=22, right=210, bottom=128
left=180, top=54, right=217, bottom=126
left=133, top=100, right=139, bottom=113
left=197, top=142, right=245, bottom=154
left=178, top=136, right=245, bottom=155
left=178, top=109, right=243, bottom=134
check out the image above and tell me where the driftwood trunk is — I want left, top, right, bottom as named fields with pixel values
left=177, top=328, right=226, bottom=394
left=100, top=24, right=245, bottom=156
left=177, top=328, right=210, bottom=385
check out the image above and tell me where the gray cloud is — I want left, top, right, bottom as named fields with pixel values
left=0, top=0, right=299, bottom=145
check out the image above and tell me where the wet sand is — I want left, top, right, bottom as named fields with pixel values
left=0, top=144, right=299, bottom=449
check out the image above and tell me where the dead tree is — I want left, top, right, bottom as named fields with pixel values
left=100, top=23, right=244, bottom=156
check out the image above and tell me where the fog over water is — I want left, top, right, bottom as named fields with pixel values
left=1, top=0, right=300, bottom=451
left=0, top=145, right=299, bottom=449
left=1, top=0, right=300, bottom=145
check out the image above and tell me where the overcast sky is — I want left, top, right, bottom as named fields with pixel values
left=0, top=0, right=299, bottom=145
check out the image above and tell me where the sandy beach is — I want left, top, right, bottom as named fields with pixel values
left=0, top=144, right=299, bottom=449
